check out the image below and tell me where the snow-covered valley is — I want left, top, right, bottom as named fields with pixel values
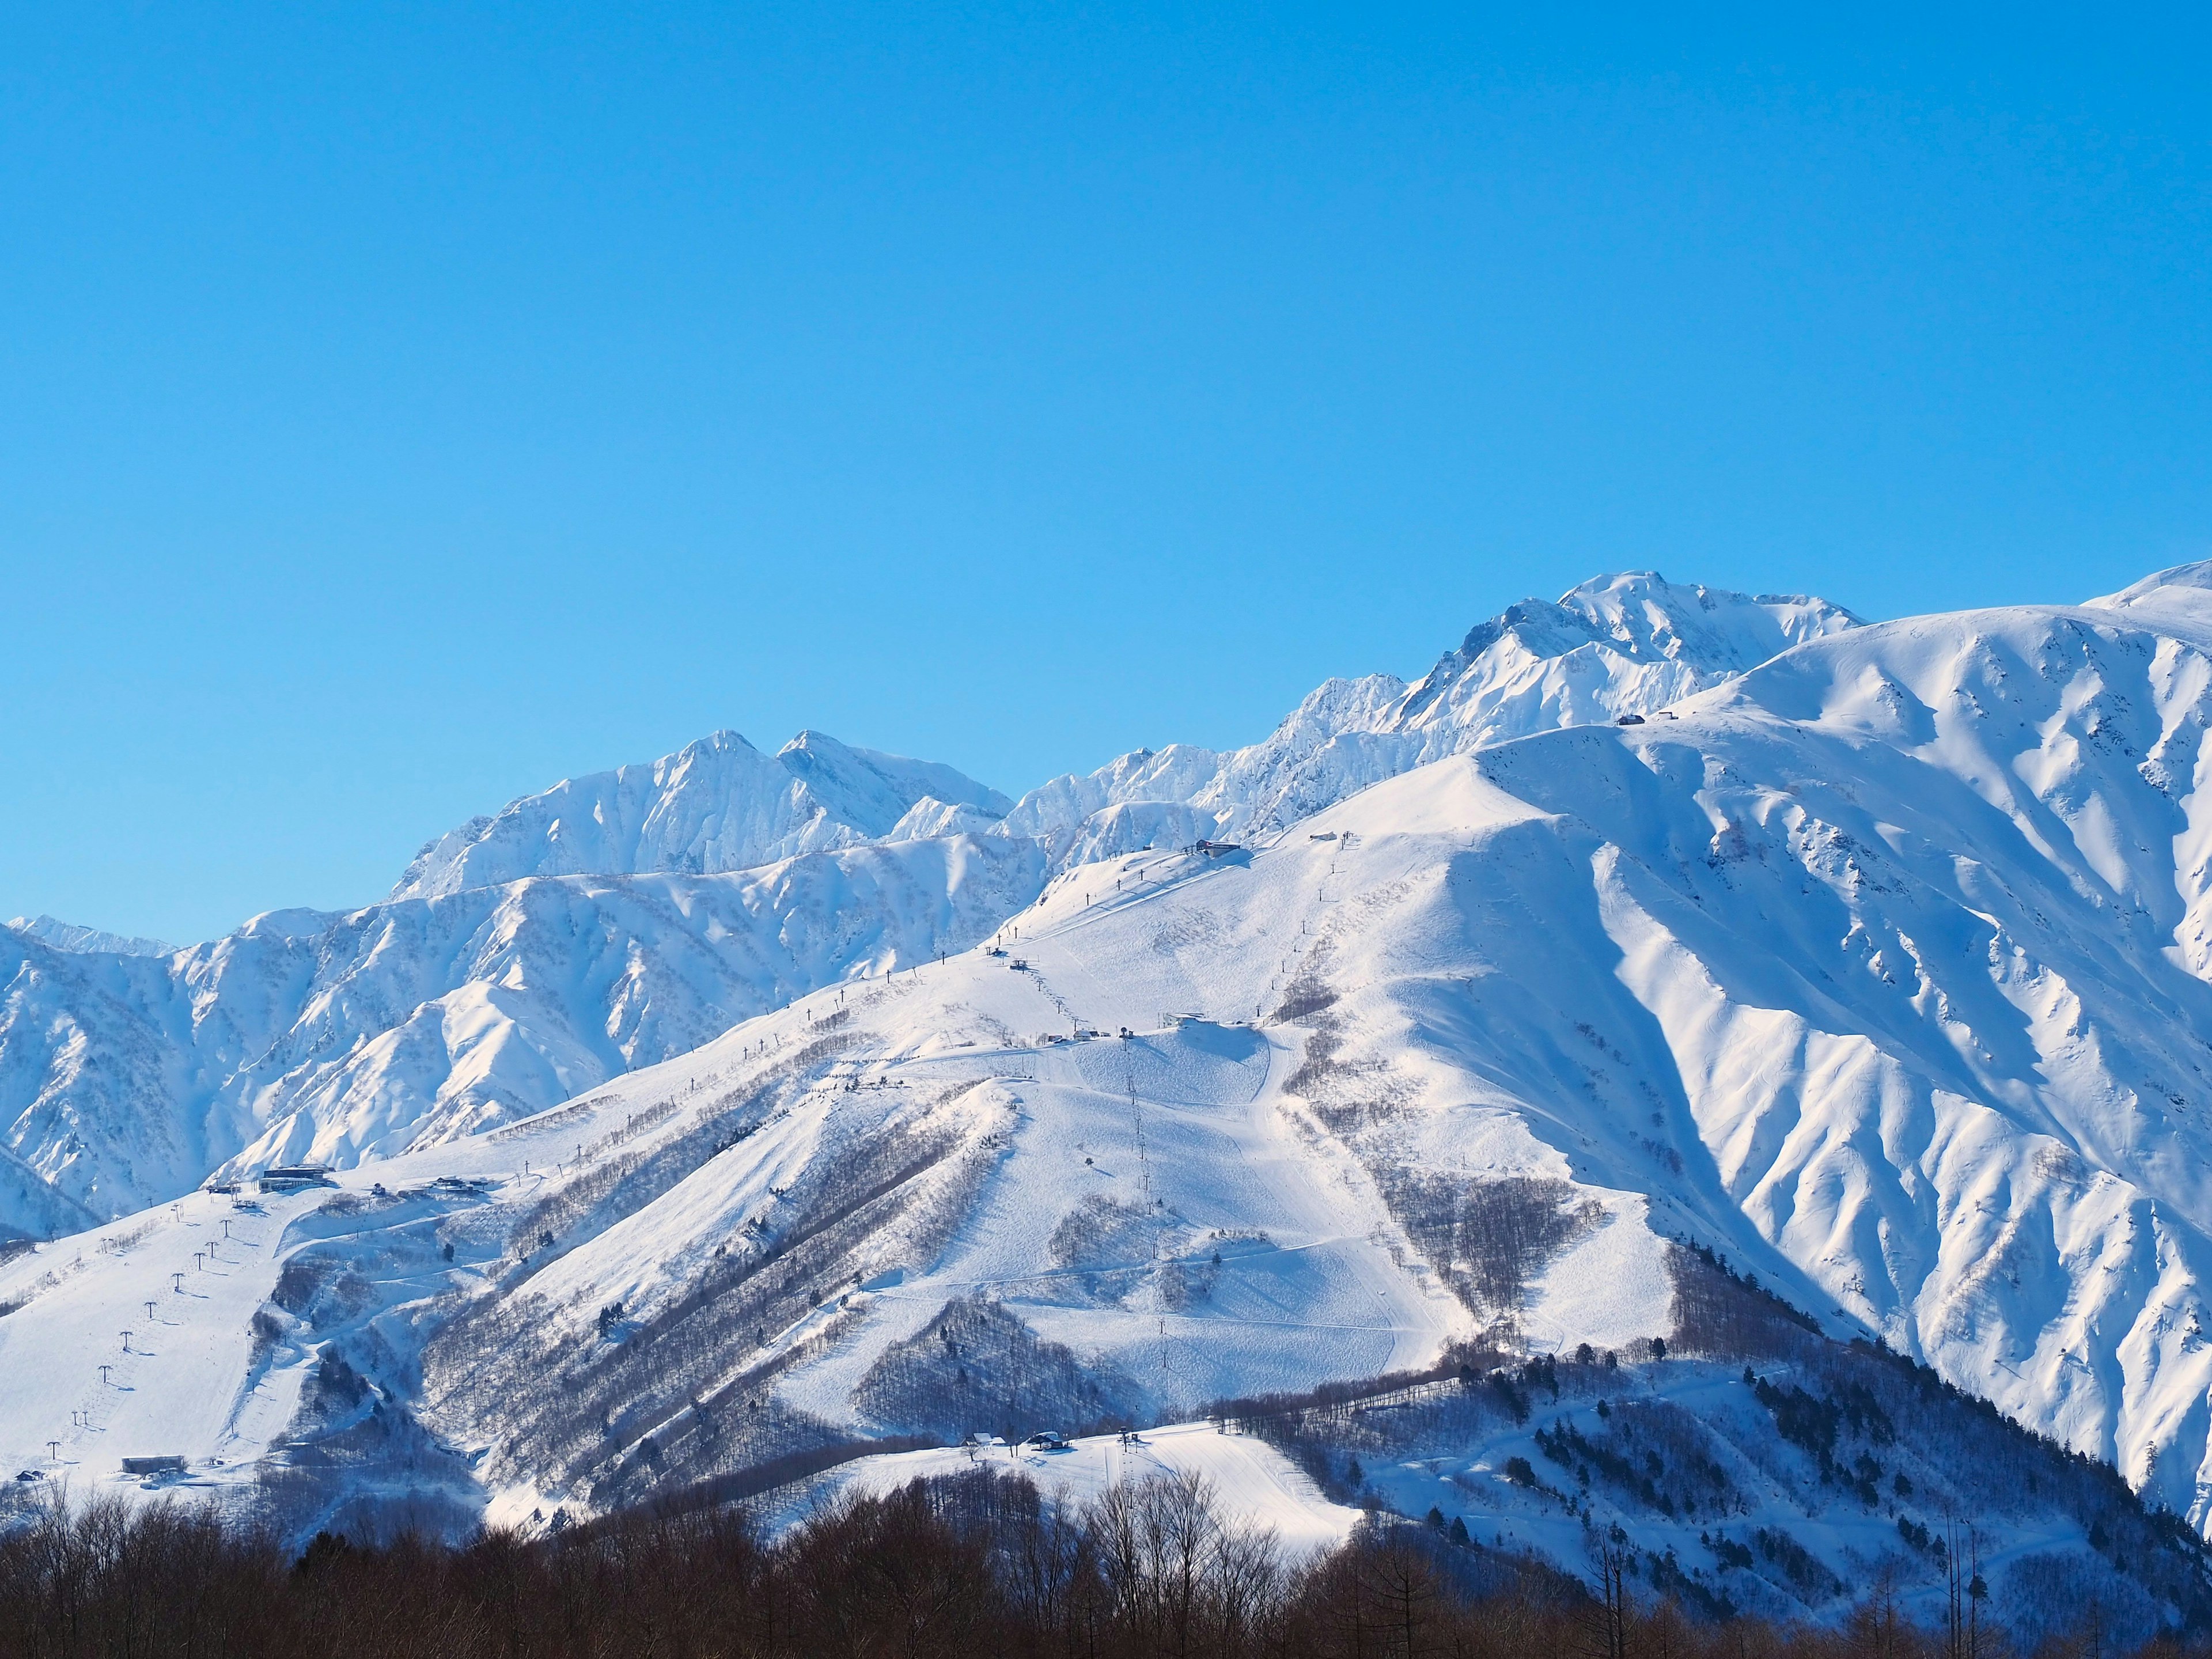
left=14, top=565, right=2212, bottom=1620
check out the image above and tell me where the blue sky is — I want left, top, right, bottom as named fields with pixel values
left=3, top=4, right=2207, bottom=943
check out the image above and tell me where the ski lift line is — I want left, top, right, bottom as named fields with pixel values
left=1021, top=850, right=1229, bottom=942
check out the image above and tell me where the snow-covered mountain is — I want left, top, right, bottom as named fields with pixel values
left=342, top=552, right=2212, bottom=1535
left=0, top=835, right=1043, bottom=1232
left=0, top=574, right=1842, bottom=1240
left=391, top=729, right=1012, bottom=900
left=23, top=563, right=2212, bottom=1592
left=993, top=573, right=1858, bottom=858
left=5, top=915, right=175, bottom=957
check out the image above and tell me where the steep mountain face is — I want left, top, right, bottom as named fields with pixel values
left=0, top=835, right=1044, bottom=1233
left=391, top=729, right=1013, bottom=901
left=0, top=1144, right=99, bottom=1241
left=1537, top=581, right=2212, bottom=1517
left=994, top=573, right=1859, bottom=850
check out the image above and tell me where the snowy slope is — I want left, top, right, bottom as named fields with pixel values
left=0, top=827, right=1656, bottom=1537
left=24, top=555, right=2212, bottom=1594
left=391, top=729, right=1012, bottom=900
left=0, top=793, right=1674, bottom=1529
left=0, top=1145, right=99, bottom=1243
left=809, top=1421, right=1363, bottom=1559
left=0, top=835, right=1044, bottom=1230
left=20, top=562, right=2212, bottom=1561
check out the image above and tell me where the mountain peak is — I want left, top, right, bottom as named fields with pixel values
left=681, top=728, right=759, bottom=755
left=984, top=569, right=1861, bottom=854
left=1386, top=571, right=1858, bottom=735
left=389, top=728, right=1009, bottom=900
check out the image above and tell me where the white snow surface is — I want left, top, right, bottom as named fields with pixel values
left=391, top=729, right=1013, bottom=900
left=0, top=573, right=1850, bottom=1238
left=0, top=835, right=1044, bottom=1222
left=30, top=563, right=2212, bottom=1547
left=5, top=916, right=176, bottom=958
left=795, top=1422, right=1362, bottom=1558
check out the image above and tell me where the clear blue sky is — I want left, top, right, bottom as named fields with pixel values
left=3, top=4, right=2207, bottom=944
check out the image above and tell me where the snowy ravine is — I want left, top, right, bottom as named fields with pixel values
left=17, top=565, right=2212, bottom=1581
left=0, top=575, right=1851, bottom=1235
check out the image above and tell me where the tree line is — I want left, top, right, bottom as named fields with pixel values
left=0, top=1465, right=2199, bottom=1659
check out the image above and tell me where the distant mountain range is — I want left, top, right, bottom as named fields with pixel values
left=20, top=564, right=2212, bottom=1598
left=5, top=915, right=175, bottom=958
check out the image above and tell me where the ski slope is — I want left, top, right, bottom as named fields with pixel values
left=17, top=563, right=2212, bottom=1579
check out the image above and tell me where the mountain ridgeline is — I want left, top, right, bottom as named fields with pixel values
left=0, top=574, right=1855, bottom=1228
left=17, top=565, right=2212, bottom=1632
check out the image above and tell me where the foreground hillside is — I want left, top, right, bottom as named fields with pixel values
left=3, top=1407, right=2200, bottom=1659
